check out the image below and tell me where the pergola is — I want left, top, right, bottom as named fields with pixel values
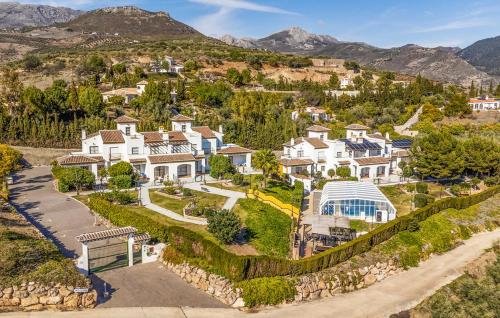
left=76, top=227, right=151, bottom=275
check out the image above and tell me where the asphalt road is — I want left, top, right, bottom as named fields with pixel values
left=9, top=166, right=225, bottom=308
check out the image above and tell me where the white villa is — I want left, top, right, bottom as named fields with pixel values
left=150, top=56, right=184, bottom=74
left=340, top=77, right=353, bottom=89
left=58, top=115, right=252, bottom=182
left=280, top=124, right=411, bottom=191
left=291, top=106, right=331, bottom=122
left=468, top=96, right=500, bottom=111
left=102, top=80, right=148, bottom=104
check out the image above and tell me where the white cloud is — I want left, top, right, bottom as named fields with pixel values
left=411, top=19, right=494, bottom=33
left=189, top=0, right=297, bottom=15
left=189, top=0, right=297, bottom=37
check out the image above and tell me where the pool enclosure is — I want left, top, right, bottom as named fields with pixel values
left=319, top=181, right=396, bottom=223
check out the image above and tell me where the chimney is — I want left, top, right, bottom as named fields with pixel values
left=218, top=125, right=223, bottom=134
left=81, top=129, right=86, bottom=140
left=290, top=138, right=295, bottom=146
left=385, top=132, right=390, bottom=140
left=159, top=126, right=164, bottom=134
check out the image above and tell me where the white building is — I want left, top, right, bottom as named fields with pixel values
left=340, top=77, right=353, bottom=89
left=102, top=81, right=148, bottom=104
left=58, top=115, right=252, bottom=182
left=280, top=124, right=412, bottom=191
left=317, top=181, right=396, bottom=223
left=324, top=90, right=360, bottom=98
left=150, top=56, right=184, bottom=74
left=291, top=106, right=331, bottom=122
left=468, top=96, right=500, bottom=111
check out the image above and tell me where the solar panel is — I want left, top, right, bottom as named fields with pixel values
left=393, top=139, right=412, bottom=148
left=340, top=139, right=382, bottom=151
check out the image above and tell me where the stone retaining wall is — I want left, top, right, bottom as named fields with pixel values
left=162, top=261, right=244, bottom=308
left=162, top=257, right=403, bottom=308
left=0, top=283, right=97, bottom=311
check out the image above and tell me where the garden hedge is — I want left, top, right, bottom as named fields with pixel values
left=88, top=185, right=499, bottom=281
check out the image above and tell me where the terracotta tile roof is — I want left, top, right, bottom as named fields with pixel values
left=367, top=133, right=391, bottom=143
left=354, top=157, right=391, bottom=166
left=345, top=124, right=369, bottom=130
left=306, top=125, right=330, bottom=132
left=141, top=132, right=164, bottom=143
left=137, top=80, right=148, bottom=85
left=217, top=146, right=252, bottom=154
left=168, top=131, right=188, bottom=143
left=87, top=132, right=100, bottom=138
left=279, top=158, right=314, bottom=166
left=291, top=174, right=312, bottom=180
left=115, top=115, right=139, bottom=124
left=58, top=155, right=105, bottom=165
left=129, top=158, right=147, bottom=163
left=76, top=226, right=137, bottom=243
left=191, top=126, right=217, bottom=139
left=100, top=130, right=125, bottom=144
left=171, top=114, right=193, bottom=122
left=133, top=233, right=151, bottom=242
left=148, top=154, right=196, bottom=164
left=283, top=137, right=305, bottom=147
left=103, top=88, right=139, bottom=96
left=338, top=160, right=351, bottom=165
left=304, top=137, right=329, bottom=149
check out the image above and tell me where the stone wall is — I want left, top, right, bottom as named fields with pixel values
left=162, top=257, right=402, bottom=308
left=0, top=283, right=97, bottom=311
left=162, top=261, right=244, bottom=308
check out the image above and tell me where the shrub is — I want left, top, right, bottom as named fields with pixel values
left=236, top=277, right=296, bottom=307
left=291, top=181, right=304, bottom=208
left=416, top=182, right=428, bottom=194
left=414, top=193, right=429, bottom=208
left=162, top=246, right=185, bottom=265
left=164, top=186, right=176, bottom=195
left=450, top=184, right=462, bottom=196
left=207, top=209, right=241, bottom=244
left=113, top=191, right=135, bottom=205
left=58, top=167, right=95, bottom=193
left=181, top=188, right=193, bottom=197
left=208, top=155, right=235, bottom=179
left=407, top=219, right=420, bottom=232
left=405, top=183, right=416, bottom=192
left=484, top=177, right=498, bottom=187
left=109, top=175, right=132, bottom=189
left=336, top=166, right=351, bottom=178
left=108, top=161, right=133, bottom=177
left=163, top=180, right=174, bottom=187
left=232, top=173, right=244, bottom=185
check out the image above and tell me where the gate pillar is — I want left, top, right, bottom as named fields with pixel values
left=128, top=234, right=134, bottom=267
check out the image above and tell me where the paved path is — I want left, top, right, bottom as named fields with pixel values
left=140, top=183, right=246, bottom=225
left=183, top=183, right=246, bottom=210
left=9, top=167, right=225, bottom=309
left=3, top=229, right=499, bottom=317
left=139, top=185, right=207, bottom=225
left=394, top=105, right=423, bottom=136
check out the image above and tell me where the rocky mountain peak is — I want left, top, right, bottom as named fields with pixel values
left=0, top=2, right=83, bottom=28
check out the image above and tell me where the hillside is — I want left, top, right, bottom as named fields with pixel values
left=223, top=27, right=497, bottom=86
left=0, top=2, right=83, bottom=29
left=459, top=35, right=500, bottom=76
left=60, top=6, right=204, bottom=40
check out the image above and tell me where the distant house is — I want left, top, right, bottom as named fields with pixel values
left=291, top=107, right=331, bottom=122
left=150, top=56, right=184, bottom=74
left=340, top=77, right=353, bottom=89
left=468, top=96, right=500, bottom=111
left=102, top=81, right=148, bottom=104
left=324, top=90, right=360, bottom=98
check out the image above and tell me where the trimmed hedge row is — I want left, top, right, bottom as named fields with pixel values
left=88, top=186, right=499, bottom=281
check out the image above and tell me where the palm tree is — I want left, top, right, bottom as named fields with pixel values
left=252, top=149, right=279, bottom=188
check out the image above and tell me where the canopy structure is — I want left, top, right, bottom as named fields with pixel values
left=76, top=226, right=137, bottom=243
left=319, top=181, right=396, bottom=223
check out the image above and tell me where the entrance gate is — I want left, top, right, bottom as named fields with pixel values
left=76, top=227, right=151, bottom=275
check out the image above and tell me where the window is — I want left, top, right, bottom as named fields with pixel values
left=89, top=146, right=99, bottom=154
left=181, top=125, right=186, bottom=132
left=336, top=152, right=342, bottom=158
left=297, top=150, right=304, bottom=158
left=320, top=134, right=324, bottom=140
left=360, top=167, right=370, bottom=178
left=321, top=166, right=325, bottom=172
left=131, top=147, right=139, bottom=155
left=376, top=166, right=386, bottom=176
left=125, top=127, right=131, bottom=136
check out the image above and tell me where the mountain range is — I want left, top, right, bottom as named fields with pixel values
left=221, top=27, right=499, bottom=86
left=0, top=2, right=82, bottom=28
left=0, top=2, right=498, bottom=86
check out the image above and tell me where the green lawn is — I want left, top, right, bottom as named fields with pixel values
left=149, top=189, right=227, bottom=215
left=349, top=220, right=380, bottom=233
left=234, top=199, right=292, bottom=258
left=260, top=180, right=296, bottom=207
left=206, top=175, right=252, bottom=193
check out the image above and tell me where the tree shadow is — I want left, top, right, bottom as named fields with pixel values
left=90, top=274, right=118, bottom=305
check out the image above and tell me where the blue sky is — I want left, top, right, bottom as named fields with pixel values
left=8, top=0, right=500, bottom=48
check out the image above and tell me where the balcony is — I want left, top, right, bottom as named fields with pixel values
left=109, top=154, right=121, bottom=161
